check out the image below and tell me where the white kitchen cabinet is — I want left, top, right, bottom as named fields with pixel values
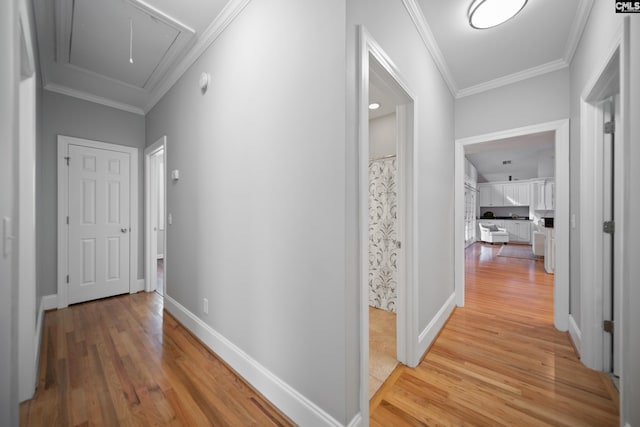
left=533, top=179, right=555, bottom=211
left=503, top=220, right=531, bottom=243
left=503, top=182, right=530, bottom=206
left=479, top=182, right=530, bottom=207
left=478, top=183, right=504, bottom=207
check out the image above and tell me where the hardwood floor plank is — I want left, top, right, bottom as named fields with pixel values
left=371, top=242, right=619, bottom=426
left=20, top=293, right=294, bottom=426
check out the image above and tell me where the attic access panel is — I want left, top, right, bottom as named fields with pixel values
left=60, top=0, right=194, bottom=89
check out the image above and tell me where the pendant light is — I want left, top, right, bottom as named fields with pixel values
left=468, top=0, right=527, bottom=30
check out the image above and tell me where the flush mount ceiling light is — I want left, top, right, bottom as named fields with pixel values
left=369, top=102, right=380, bottom=110
left=468, top=0, right=527, bottom=29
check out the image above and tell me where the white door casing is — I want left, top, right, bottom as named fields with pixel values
left=58, top=136, right=139, bottom=308
left=144, top=136, right=166, bottom=294
left=455, top=119, right=570, bottom=332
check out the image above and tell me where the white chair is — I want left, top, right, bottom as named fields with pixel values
left=479, top=223, right=509, bottom=244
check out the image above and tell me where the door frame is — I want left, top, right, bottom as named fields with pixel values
left=17, top=0, right=37, bottom=403
left=578, top=18, right=628, bottom=377
left=144, top=136, right=166, bottom=294
left=358, top=26, right=417, bottom=420
left=57, top=135, right=139, bottom=308
left=454, top=118, right=570, bottom=332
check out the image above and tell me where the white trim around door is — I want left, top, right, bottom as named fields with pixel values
left=144, top=136, right=166, bottom=294
left=454, top=119, right=571, bottom=332
left=358, top=25, right=418, bottom=423
left=57, top=135, right=139, bottom=308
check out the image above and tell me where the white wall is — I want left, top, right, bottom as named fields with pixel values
left=569, top=2, right=624, bottom=330
left=347, top=0, right=456, bottom=360
left=37, top=91, right=145, bottom=297
left=455, top=69, right=570, bottom=140
left=146, top=0, right=352, bottom=423
left=0, top=0, right=19, bottom=422
left=625, top=16, right=640, bottom=426
left=369, top=113, right=396, bottom=159
left=537, top=147, right=555, bottom=178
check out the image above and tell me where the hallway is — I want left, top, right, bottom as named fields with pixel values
left=370, top=243, right=619, bottom=426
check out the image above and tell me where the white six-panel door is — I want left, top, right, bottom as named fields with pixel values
left=67, top=144, right=131, bottom=304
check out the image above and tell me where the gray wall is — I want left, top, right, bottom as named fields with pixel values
left=37, top=91, right=145, bottom=297
left=369, top=113, right=396, bottom=159
left=455, top=69, right=570, bottom=140
left=347, top=0, right=456, bottom=377
left=146, top=0, right=351, bottom=422
left=568, top=2, right=623, bottom=329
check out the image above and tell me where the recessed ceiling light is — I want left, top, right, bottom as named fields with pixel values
left=369, top=102, right=380, bottom=110
left=468, top=0, right=527, bottom=30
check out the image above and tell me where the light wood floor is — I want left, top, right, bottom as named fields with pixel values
left=20, top=292, right=293, bottom=426
left=369, top=307, right=398, bottom=398
left=371, top=242, right=619, bottom=426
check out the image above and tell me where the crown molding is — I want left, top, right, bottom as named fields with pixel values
left=401, top=0, right=458, bottom=96
left=44, top=82, right=145, bottom=115
left=144, top=0, right=253, bottom=113
left=563, top=0, right=594, bottom=65
left=456, top=58, right=568, bottom=98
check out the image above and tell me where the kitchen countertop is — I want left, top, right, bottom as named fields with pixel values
left=477, top=217, right=532, bottom=221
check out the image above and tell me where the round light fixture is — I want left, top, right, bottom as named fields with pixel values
left=468, top=0, right=527, bottom=29
left=369, top=102, right=380, bottom=110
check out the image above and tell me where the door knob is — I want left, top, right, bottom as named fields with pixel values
left=121, top=228, right=128, bottom=233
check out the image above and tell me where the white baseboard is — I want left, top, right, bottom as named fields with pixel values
left=417, top=293, right=456, bottom=361
left=347, top=413, right=362, bottom=427
left=34, top=294, right=57, bottom=394
left=164, top=296, right=348, bottom=427
left=568, top=314, right=582, bottom=357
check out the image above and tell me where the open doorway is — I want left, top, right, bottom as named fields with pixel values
left=145, top=137, right=166, bottom=296
left=455, top=119, right=570, bottom=331
left=358, top=27, right=417, bottom=418
left=367, top=91, right=399, bottom=398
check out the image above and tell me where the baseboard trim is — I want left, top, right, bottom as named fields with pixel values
left=568, top=314, right=582, bottom=357
left=417, top=293, right=456, bottom=361
left=347, top=413, right=362, bottom=427
left=163, top=295, right=347, bottom=427
left=34, top=294, right=57, bottom=394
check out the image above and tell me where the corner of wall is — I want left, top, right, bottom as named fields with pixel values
left=568, top=314, right=582, bottom=357
left=416, top=293, right=456, bottom=365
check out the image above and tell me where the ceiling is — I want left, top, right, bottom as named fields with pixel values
left=465, top=132, right=555, bottom=182
left=413, top=0, right=593, bottom=97
left=34, top=0, right=594, bottom=115
left=34, top=0, right=233, bottom=114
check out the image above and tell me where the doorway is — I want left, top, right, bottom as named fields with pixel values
left=580, top=42, right=625, bottom=378
left=454, top=120, right=570, bottom=331
left=358, top=26, right=417, bottom=419
left=145, top=137, right=166, bottom=296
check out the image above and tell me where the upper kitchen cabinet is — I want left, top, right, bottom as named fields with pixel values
left=479, top=183, right=503, bottom=207
left=478, top=181, right=530, bottom=207
left=533, top=179, right=555, bottom=211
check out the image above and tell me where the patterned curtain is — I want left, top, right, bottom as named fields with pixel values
left=368, top=158, right=397, bottom=313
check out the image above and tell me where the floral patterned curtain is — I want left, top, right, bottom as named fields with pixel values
left=368, top=157, right=397, bottom=313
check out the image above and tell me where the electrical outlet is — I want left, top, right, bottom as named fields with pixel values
left=203, top=298, right=208, bottom=314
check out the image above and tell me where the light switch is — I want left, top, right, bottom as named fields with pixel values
left=168, top=213, right=172, bottom=225
left=171, top=169, right=180, bottom=181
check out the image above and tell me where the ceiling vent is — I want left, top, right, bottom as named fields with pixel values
left=502, top=160, right=512, bottom=165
